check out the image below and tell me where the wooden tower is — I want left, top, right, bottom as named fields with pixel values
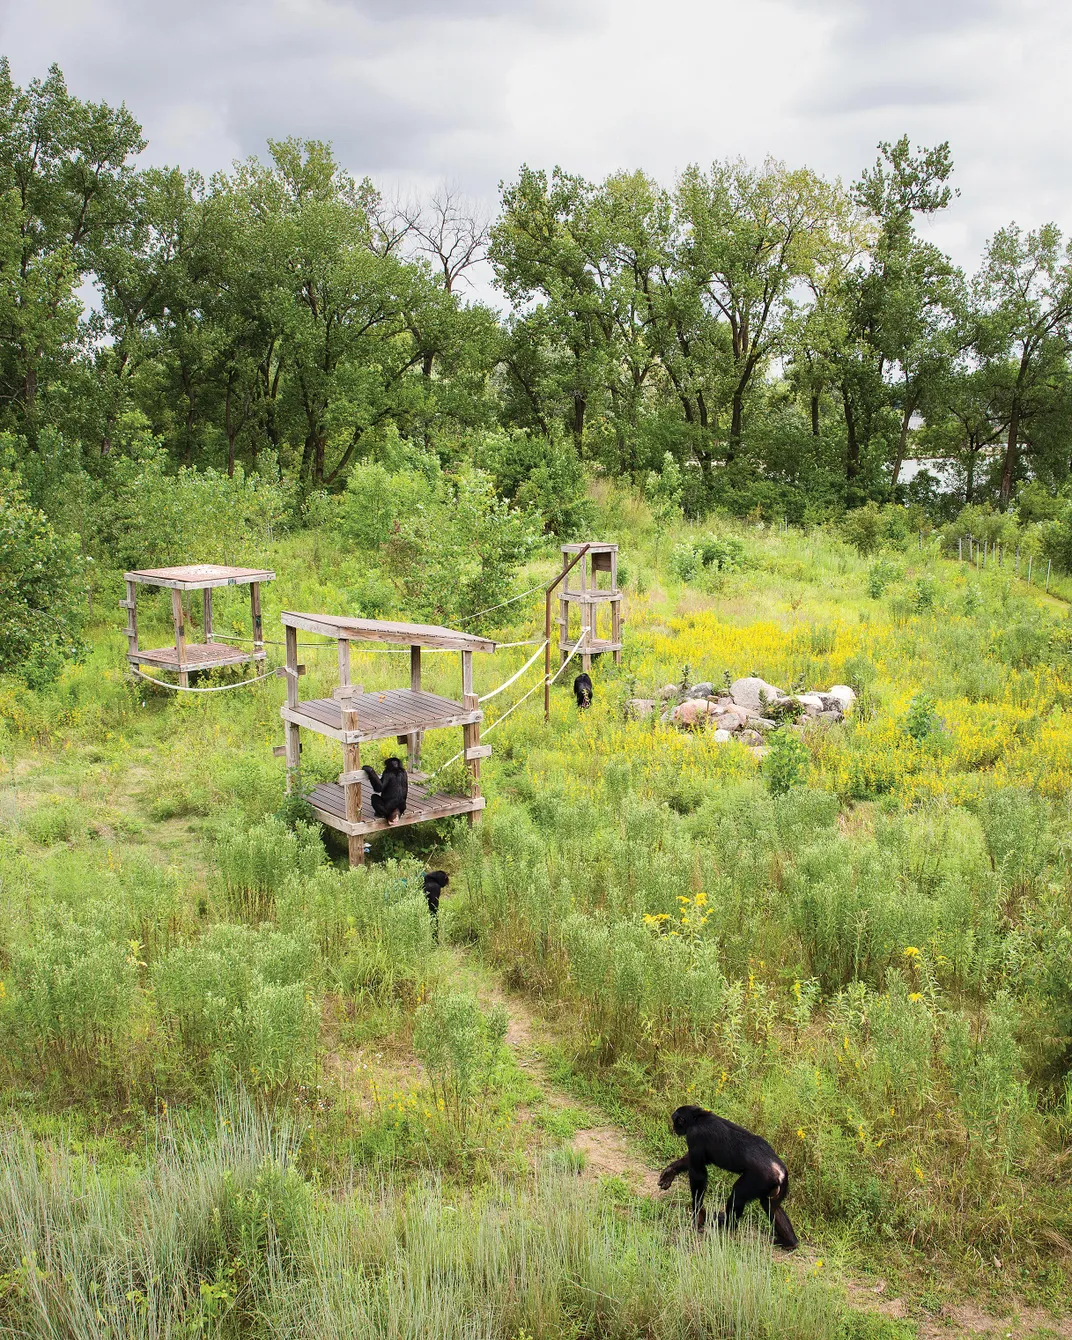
left=123, top=564, right=275, bottom=687
left=558, top=543, right=622, bottom=672
left=278, top=612, right=495, bottom=866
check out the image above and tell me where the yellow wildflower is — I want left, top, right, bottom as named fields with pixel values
left=908, top=992, right=923, bottom=1002
left=903, top=947, right=920, bottom=958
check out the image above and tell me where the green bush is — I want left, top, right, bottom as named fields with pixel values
left=0, top=478, right=87, bottom=684
left=413, top=991, right=508, bottom=1133
left=762, top=728, right=810, bottom=795
left=479, top=428, right=593, bottom=538
left=152, top=924, right=319, bottom=1089
left=215, top=815, right=326, bottom=920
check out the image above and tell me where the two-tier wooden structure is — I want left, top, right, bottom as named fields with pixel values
left=278, top=613, right=495, bottom=866
left=557, top=542, right=623, bottom=672
left=123, top=564, right=275, bottom=687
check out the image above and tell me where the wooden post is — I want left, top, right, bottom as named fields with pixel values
left=581, top=598, right=593, bottom=674
left=1028, top=556, right=1033, bottom=585
left=339, top=683, right=364, bottom=867
left=171, top=589, right=189, bottom=688
left=338, top=637, right=351, bottom=688
left=958, top=538, right=963, bottom=562
left=202, top=588, right=214, bottom=644
left=284, top=624, right=302, bottom=794
left=461, top=651, right=481, bottom=826
left=250, top=582, right=263, bottom=653
left=408, top=644, right=422, bottom=770
left=612, top=595, right=622, bottom=667
left=1046, top=560, right=1052, bottom=592
left=123, top=579, right=139, bottom=671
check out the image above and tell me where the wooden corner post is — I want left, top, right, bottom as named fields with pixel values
left=408, top=644, right=422, bottom=771
left=122, top=579, right=139, bottom=672
left=336, top=676, right=364, bottom=867
left=170, top=589, right=188, bottom=688
left=544, top=543, right=590, bottom=722
left=250, top=582, right=263, bottom=653
left=284, top=624, right=302, bottom=794
left=461, top=650, right=481, bottom=827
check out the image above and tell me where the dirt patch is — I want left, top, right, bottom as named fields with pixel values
left=572, top=1125, right=662, bottom=1195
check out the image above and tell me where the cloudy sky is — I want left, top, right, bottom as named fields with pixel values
left=2, top=0, right=1069, bottom=277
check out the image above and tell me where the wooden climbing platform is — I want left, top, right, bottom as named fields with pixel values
left=306, top=780, right=485, bottom=837
left=278, top=611, right=496, bottom=866
left=123, top=563, right=275, bottom=687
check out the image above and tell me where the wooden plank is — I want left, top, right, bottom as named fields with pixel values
left=338, top=637, right=351, bottom=688
left=124, top=578, right=138, bottom=659
left=202, top=587, right=214, bottom=643
left=465, top=744, right=492, bottom=760
left=340, top=688, right=363, bottom=867
left=284, top=623, right=301, bottom=795
left=118, top=599, right=135, bottom=610
left=407, top=644, right=422, bottom=771
left=273, top=745, right=287, bottom=758
left=280, top=693, right=482, bottom=745
left=306, top=782, right=485, bottom=838
left=275, top=664, right=306, bottom=679
left=280, top=610, right=495, bottom=653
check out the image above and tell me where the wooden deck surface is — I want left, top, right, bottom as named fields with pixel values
left=281, top=688, right=481, bottom=744
left=125, top=564, right=275, bottom=590
left=281, top=611, right=495, bottom=653
left=558, top=638, right=623, bottom=654
left=308, top=780, right=484, bottom=836
left=129, top=643, right=266, bottom=672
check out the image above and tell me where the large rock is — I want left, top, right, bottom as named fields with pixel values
left=658, top=683, right=680, bottom=701
left=712, top=729, right=733, bottom=743
left=729, top=677, right=788, bottom=713
left=685, top=681, right=715, bottom=700
left=671, top=698, right=718, bottom=728
left=713, top=710, right=745, bottom=732
left=739, top=729, right=764, bottom=746
left=825, top=685, right=857, bottom=712
left=795, top=693, right=826, bottom=716
left=626, top=698, right=656, bottom=721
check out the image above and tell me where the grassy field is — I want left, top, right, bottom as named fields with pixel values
left=1, top=496, right=1070, bottom=1338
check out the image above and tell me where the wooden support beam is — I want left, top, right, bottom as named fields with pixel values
left=203, top=587, right=214, bottom=643
left=275, top=664, right=306, bottom=679
left=124, top=578, right=139, bottom=667
left=338, top=637, right=351, bottom=688
left=340, top=684, right=364, bottom=867
left=170, top=588, right=188, bottom=688
left=283, top=623, right=301, bottom=795
left=461, top=651, right=482, bottom=827
left=465, top=744, right=492, bottom=761
left=250, top=582, right=263, bottom=651
left=408, top=644, right=422, bottom=771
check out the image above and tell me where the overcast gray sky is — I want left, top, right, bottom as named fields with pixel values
left=2, top=0, right=1069, bottom=277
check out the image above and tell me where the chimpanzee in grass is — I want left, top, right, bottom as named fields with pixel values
left=573, top=672, right=593, bottom=709
left=361, top=757, right=408, bottom=823
left=658, top=1105, right=798, bottom=1250
left=423, top=870, right=449, bottom=943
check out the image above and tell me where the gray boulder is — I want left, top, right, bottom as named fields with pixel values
left=826, top=685, right=857, bottom=712
left=795, top=693, right=826, bottom=716
left=626, top=698, right=656, bottom=721
left=685, top=681, right=715, bottom=700
left=658, top=683, right=680, bottom=701
left=729, top=676, right=788, bottom=713
left=712, top=728, right=733, bottom=743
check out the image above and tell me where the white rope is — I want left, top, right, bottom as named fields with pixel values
left=478, top=640, right=549, bottom=702
left=131, top=667, right=277, bottom=693
left=455, top=581, right=546, bottom=626
left=423, top=632, right=590, bottom=782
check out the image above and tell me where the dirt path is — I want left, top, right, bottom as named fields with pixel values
left=460, top=952, right=1072, bottom=1340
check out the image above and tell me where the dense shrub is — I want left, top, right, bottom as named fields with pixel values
left=0, top=477, right=87, bottom=684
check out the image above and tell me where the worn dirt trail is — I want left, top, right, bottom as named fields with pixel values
left=459, top=950, right=1072, bottom=1340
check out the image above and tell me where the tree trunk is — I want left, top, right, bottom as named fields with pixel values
left=890, top=401, right=913, bottom=487
left=843, top=386, right=859, bottom=482
left=965, top=441, right=976, bottom=504
left=811, top=393, right=820, bottom=438
left=571, top=392, right=586, bottom=455
left=225, top=373, right=236, bottom=478
left=1000, top=398, right=1020, bottom=508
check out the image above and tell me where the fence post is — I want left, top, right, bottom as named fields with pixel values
left=1046, top=560, right=1052, bottom=592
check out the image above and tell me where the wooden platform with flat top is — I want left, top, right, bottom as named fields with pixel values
left=278, top=611, right=496, bottom=866
left=123, top=562, right=275, bottom=687
left=306, top=780, right=485, bottom=837
left=558, top=542, right=624, bottom=672
left=282, top=688, right=480, bottom=744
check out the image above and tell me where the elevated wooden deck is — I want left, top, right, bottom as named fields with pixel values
left=281, top=688, right=481, bottom=745
left=129, top=643, right=267, bottom=673
left=307, top=780, right=485, bottom=837
left=125, top=564, right=274, bottom=590
left=559, top=637, right=623, bottom=656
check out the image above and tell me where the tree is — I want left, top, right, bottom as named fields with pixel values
left=973, top=223, right=1072, bottom=506
left=675, top=158, right=835, bottom=456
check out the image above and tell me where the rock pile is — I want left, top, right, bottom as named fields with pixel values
left=630, top=676, right=856, bottom=737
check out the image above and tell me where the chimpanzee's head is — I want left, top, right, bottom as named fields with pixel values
left=670, top=1104, right=707, bottom=1136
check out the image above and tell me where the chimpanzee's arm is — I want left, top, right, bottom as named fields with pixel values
left=657, top=1155, right=691, bottom=1190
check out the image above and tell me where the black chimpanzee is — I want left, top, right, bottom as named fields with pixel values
left=658, top=1105, right=798, bottom=1250
left=423, top=869, right=449, bottom=917
left=361, top=757, right=408, bottom=823
left=573, top=672, right=593, bottom=709
left=423, top=869, right=449, bottom=943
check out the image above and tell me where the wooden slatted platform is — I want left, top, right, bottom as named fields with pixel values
left=558, top=638, right=623, bottom=656
left=129, top=643, right=266, bottom=672
left=126, top=564, right=275, bottom=590
left=307, top=780, right=485, bottom=836
left=281, top=688, right=481, bottom=744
